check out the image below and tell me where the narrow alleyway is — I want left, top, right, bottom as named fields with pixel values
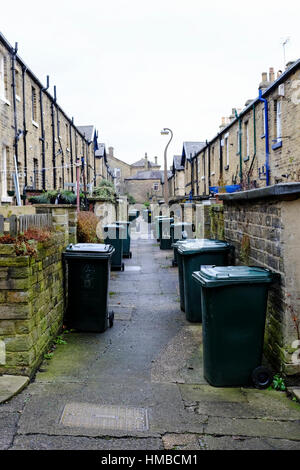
left=1, top=218, right=300, bottom=450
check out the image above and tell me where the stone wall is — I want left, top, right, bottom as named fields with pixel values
left=35, top=204, right=77, bottom=245
left=209, top=204, right=225, bottom=240
left=0, top=232, right=66, bottom=376
left=219, top=184, right=300, bottom=378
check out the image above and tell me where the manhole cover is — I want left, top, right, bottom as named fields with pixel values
left=60, top=403, right=149, bottom=431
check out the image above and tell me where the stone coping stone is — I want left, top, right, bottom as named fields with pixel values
left=34, top=204, right=76, bottom=208
left=0, top=375, right=29, bottom=403
left=218, top=183, right=300, bottom=202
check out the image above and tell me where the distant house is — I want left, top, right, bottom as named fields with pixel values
left=124, top=169, right=166, bottom=203
left=181, top=142, right=206, bottom=197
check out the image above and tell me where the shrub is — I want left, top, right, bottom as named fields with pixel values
left=77, top=211, right=99, bottom=243
left=126, top=193, right=136, bottom=205
left=93, top=179, right=116, bottom=202
left=0, top=227, right=53, bottom=257
left=29, top=190, right=77, bottom=205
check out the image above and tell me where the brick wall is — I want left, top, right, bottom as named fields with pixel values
left=0, top=232, right=66, bottom=376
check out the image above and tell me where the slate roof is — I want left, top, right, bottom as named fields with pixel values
left=125, top=170, right=163, bottom=180
left=131, top=158, right=159, bottom=168
left=161, top=170, right=173, bottom=184
left=95, top=143, right=106, bottom=159
left=181, top=142, right=206, bottom=166
left=77, top=125, right=95, bottom=142
left=173, top=155, right=184, bottom=172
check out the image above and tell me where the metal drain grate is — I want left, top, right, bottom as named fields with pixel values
left=60, top=403, right=149, bottom=431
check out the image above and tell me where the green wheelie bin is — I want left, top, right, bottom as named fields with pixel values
left=128, top=210, right=139, bottom=222
left=170, top=222, right=193, bottom=266
left=178, top=239, right=233, bottom=322
left=103, top=224, right=125, bottom=271
left=192, top=265, right=275, bottom=387
left=115, top=220, right=132, bottom=258
left=63, top=243, right=115, bottom=332
left=155, top=215, right=168, bottom=241
left=160, top=217, right=174, bottom=250
left=172, top=238, right=198, bottom=312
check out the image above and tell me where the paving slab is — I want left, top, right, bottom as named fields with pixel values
left=11, top=435, right=163, bottom=450
left=0, top=375, right=29, bottom=404
left=205, top=416, right=300, bottom=440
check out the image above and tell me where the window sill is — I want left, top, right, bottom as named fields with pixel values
left=32, top=120, right=39, bottom=128
left=0, top=96, right=11, bottom=106
left=210, top=172, right=215, bottom=176
left=272, top=141, right=282, bottom=150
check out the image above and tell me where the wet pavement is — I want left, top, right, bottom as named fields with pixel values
left=1, top=219, right=300, bottom=450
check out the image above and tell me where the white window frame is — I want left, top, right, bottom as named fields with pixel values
left=276, top=100, right=282, bottom=143
left=0, top=53, right=5, bottom=99
left=245, top=121, right=249, bottom=157
left=224, top=132, right=229, bottom=166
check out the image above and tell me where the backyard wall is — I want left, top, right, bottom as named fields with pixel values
left=218, top=184, right=300, bottom=378
left=0, top=232, right=66, bottom=377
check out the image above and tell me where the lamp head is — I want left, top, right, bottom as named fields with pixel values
left=160, top=129, right=169, bottom=135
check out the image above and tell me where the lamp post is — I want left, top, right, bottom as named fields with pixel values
left=160, top=128, right=173, bottom=204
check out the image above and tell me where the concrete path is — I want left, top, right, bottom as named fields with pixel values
left=1, top=222, right=300, bottom=450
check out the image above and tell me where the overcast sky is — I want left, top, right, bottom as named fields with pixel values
left=1, top=0, right=299, bottom=167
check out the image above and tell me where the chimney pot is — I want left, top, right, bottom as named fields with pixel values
left=269, top=67, right=275, bottom=82
left=108, top=146, right=114, bottom=157
left=154, top=156, right=158, bottom=165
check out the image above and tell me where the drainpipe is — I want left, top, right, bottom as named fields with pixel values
left=69, top=118, right=74, bottom=183
left=248, top=103, right=257, bottom=186
left=55, top=88, right=64, bottom=189
left=207, top=140, right=211, bottom=191
left=40, top=75, right=49, bottom=190
left=51, top=86, right=56, bottom=189
left=258, top=89, right=270, bottom=186
left=11, top=43, right=18, bottom=164
left=235, top=109, right=242, bottom=183
left=21, top=65, right=28, bottom=187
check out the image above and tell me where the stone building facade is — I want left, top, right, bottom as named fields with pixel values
left=0, top=32, right=112, bottom=204
left=187, top=61, right=300, bottom=197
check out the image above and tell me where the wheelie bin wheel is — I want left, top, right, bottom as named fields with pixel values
left=121, top=263, right=125, bottom=272
left=252, top=366, right=273, bottom=389
left=129, top=252, right=132, bottom=259
left=109, top=311, right=114, bottom=328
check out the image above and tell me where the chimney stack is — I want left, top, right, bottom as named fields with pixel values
left=154, top=156, right=158, bottom=165
left=108, top=146, right=114, bottom=157
left=269, top=67, right=275, bottom=82
left=144, top=152, right=148, bottom=169
left=259, top=72, right=270, bottom=92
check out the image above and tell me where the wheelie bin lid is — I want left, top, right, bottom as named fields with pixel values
left=115, top=220, right=131, bottom=225
left=177, top=239, right=232, bottom=255
left=192, top=265, right=275, bottom=287
left=172, top=238, right=197, bottom=248
left=104, top=223, right=126, bottom=230
left=171, top=222, right=192, bottom=227
left=64, top=243, right=115, bottom=259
